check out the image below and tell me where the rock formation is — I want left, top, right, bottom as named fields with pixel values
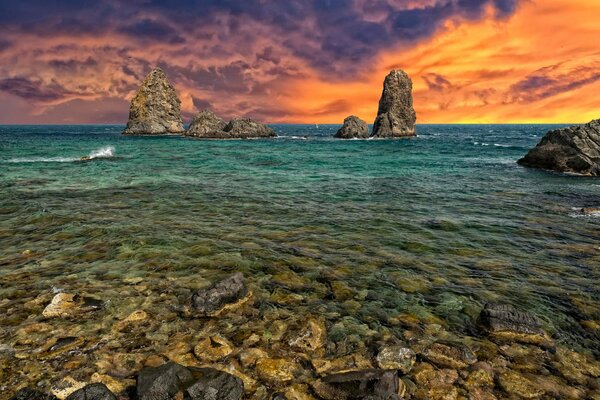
left=335, top=115, right=369, bottom=139
left=185, top=111, right=276, bottom=139
left=123, top=68, right=184, bottom=135
left=372, top=69, right=416, bottom=138
left=518, top=119, right=600, bottom=175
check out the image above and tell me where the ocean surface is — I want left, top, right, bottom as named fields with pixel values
left=0, top=124, right=599, bottom=393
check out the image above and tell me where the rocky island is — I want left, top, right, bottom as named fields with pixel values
left=185, top=110, right=276, bottom=139
left=518, top=119, right=600, bottom=175
left=334, top=115, right=369, bottom=139
left=122, top=68, right=184, bottom=135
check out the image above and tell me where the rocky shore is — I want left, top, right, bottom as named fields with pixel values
left=3, top=273, right=600, bottom=400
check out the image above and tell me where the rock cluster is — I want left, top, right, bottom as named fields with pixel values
left=185, top=111, right=276, bottom=139
left=335, top=69, right=417, bottom=139
left=518, top=119, right=600, bottom=175
left=123, top=68, right=184, bottom=135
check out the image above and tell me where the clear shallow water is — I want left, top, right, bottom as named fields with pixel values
left=0, top=124, right=599, bottom=388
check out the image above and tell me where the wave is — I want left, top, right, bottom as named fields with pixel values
left=7, top=146, right=115, bottom=163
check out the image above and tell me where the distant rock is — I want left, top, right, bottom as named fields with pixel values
left=223, top=118, right=276, bottom=138
left=185, top=110, right=227, bottom=137
left=191, top=273, right=249, bottom=316
left=372, top=69, right=417, bottom=138
left=477, top=303, right=552, bottom=346
left=335, top=115, right=369, bottom=139
left=123, top=68, right=184, bottom=135
left=518, top=119, right=600, bottom=175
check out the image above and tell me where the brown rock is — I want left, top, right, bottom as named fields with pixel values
left=334, top=115, right=369, bottom=139
left=372, top=69, right=417, bottom=138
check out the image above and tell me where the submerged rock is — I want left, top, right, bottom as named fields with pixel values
left=372, top=69, right=416, bottom=138
left=423, top=342, right=477, bottom=369
left=312, top=370, right=402, bottom=400
left=123, top=68, right=184, bottom=135
left=255, top=358, right=299, bottom=385
left=518, top=119, right=600, bottom=175
left=42, top=293, right=102, bottom=318
left=193, top=335, right=234, bottom=362
left=376, top=345, right=416, bottom=373
left=185, top=110, right=227, bottom=137
left=10, top=388, right=58, bottom=400
left=65, top=384, right=116, bottom=400
left=477, top=303, right=552, bottom=346
left=223, top=118, right=276, bottom=139
left=191, top=273, right=249, bottom=316
left=335, top=116, right=369, bottom=139
left=137, top=362, right=243, bottom=400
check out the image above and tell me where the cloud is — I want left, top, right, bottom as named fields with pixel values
left=0, top=77, right=75, bottom=102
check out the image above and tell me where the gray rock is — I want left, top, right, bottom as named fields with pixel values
left=335, top=115, right=369, bottom=139
left=10, top=389, right=58, bottom=400
left=137, top=362, right=243, bottom=400
left=223, top=118, right=276, bottom=139
left=123, top=68, right=184, bottom=135
left=312, top=370, right=401, bottom=400
left=66, top=384, right=116, bottom=400
left=518, top=119, right=600, bottom=175
left=185, top=110, right=227, bottom=138
left=191, top=273, right=248, bottom=316
left=372, top=69, right=416, bottom=138
left=477, top=303, right=552, bottom=346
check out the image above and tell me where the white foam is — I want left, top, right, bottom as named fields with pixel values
left=88, top=145, right=115, bottom=159
left=6, top=146, right=115, bottom=163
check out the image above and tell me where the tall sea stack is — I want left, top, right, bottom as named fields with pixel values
left=123, top=68, right=184, bottom=135
left=372, top=69, right=416, bottom=138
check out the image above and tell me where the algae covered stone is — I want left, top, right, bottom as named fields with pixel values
left=477, top=303, right=552, bottom=346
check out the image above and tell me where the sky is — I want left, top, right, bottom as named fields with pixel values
left=0, top=0, right=599, bottom=124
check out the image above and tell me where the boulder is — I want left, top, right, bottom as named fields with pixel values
left=123, top=68, right=184, bottom=135
left=312, top=370, right=402, bottom=400
left=335, top=116, right=369, bottom=139
left=185, top=110, right=227, bottom=137
left=518, top=119, right=600, bottom=175
left=372, top=69, right=416, bottom=138
left=137, top=362, right=243, bottom=400
left=477, top=303, right=552, bottom=346
left=10, top=389, right=58, bottom=400
left=223, top=118, right=276, bottom=139
left=191, top=273, right=249, bottom=316
left=65, top=384, right=116, bottom=400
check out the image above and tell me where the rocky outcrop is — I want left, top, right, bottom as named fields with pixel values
left=185, top=111, right=276, bottom=139
left=477, top=303, right=552, bottom=346
left=123, top=68, right=184, bottom=135
left=185, top=110, right=227, bottom=137
left=191, top=273, right=249, bottom=316
left=518, top=119, right=600, bottom=175
left=372, top=69, right=416, bottom=138
left=335, top=115, right=369, bottom=139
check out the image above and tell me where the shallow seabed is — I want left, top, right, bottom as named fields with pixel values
left=0, top=124, right=599, bottom=399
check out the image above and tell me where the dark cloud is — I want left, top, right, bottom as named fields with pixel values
left=507, top=65, right=600, bottom=103
left=117, top=19, right=185, bottom=44
left=192, top=96, right=212, bottom=111
left=423, top=73, right=453, bottom=91
left=48, top=57, right=98, bottom=72
left=0, top=77, right=74, bottom=101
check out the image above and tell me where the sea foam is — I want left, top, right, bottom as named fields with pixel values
left=7, top=146, right=115, bottom=163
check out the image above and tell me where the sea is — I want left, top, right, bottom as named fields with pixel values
left=0, top=124, right=599, bottom=394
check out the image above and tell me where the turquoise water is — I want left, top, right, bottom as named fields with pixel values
left=0, top=124, right=599, bottom=373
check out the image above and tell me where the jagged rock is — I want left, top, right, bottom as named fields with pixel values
left=123, top=68, right=184, bottom=135
left=423, top=342, right=477, bottom=369
left=312, top=370, right=402, bottom=400
left=10, top=388, right=58, bottom=400
left=191, top=273, right=249, bottom=316
left=137, top=362, right=243, bottom=400
left=65, top=384, right=116, bottom=400
left=376, top=345, right=416, bottom=373
left=518, top=119, right=600, bottom=175
left=372, top=69, right=416, bottom=138
left=185, top=110, right=227, bottom=137
left=335, top=116, right=369, bottom=139
left=223, top=118, right=276, bottom=139
left=477, top=303, right=552, bottom=346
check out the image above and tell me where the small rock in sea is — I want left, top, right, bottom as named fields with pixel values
left=423, top=342, right=477, bottom=370
left=193, top=335, right=234, bottom=362
left=185, top=110, right=227, bottom=137
left=137, top=361, right=243, bottom=400
left=477, top=303, right=553, bottom=346
left=223, top=118, right=276, bottom=138
left=372, top=69, right=417, bottom=138
left=9, top=388, right=58, bottom=400
left=122, top=68, right=184, bottom=135
left=311, top=353, right=373, bottom=375
left=517, top=119, right=600, bottom=175
left=191, top=273, right=250, bottom=316
left=376, top=345, right=416, bottom=373
left=288, top=317, right=327, bottom=354
left=65, top=383, right=116, bottom=400
left=334, top=115, right=369, bottom=139
left=255, top=358, right=299, bottom=385
left=497, top=370, right=544, bottom=399
left=312, top=369, right=402, bottom=400
left=50, top=376, right=87, bottom=400
left=42, top=293, right=102, bottom=318
left=41, top=336, right=85, bottom=359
